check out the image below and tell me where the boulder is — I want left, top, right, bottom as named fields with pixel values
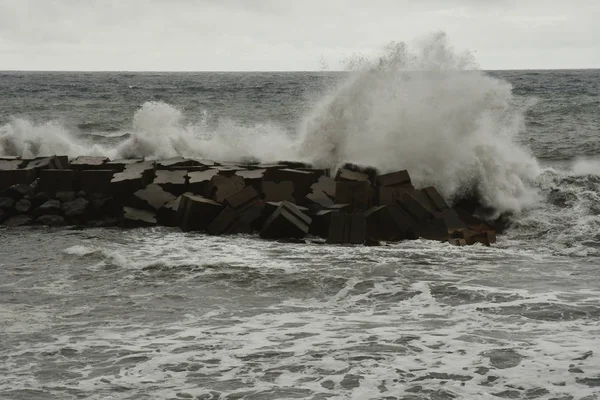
left=36, top=215, right=66, bottom=227
left=78, top=170, right=115, bottom=194
left=122, top=207, right=156, bottom=227
left=38, top=169, right=77, bottom=193
left=187, top=169, right=220, bottom=196
left=62, top=198, right=90, bottom=218
left=262, top=181, right=295, bottom=202
left=177, top=194, right=223, bottom=232
left=131, top=184, right=177, bottom=211
left=69, top=156, right=109, bottom=170
left=34, top=199, right=63, bottom=216
left=376, top=170, right=412, bottom=187
left=335, top=180, right=374, bottom=211
left=260, top=201, right=312, bottom=239
left=55, top=191, right=76, bottom=203
left=210, top=175, right=246, bottom=203
left=15, top=199, right=32, bottom=214
left=3, top=183, right=32, bottom=200
left=29, top=192, right=51, bottom=207
left=0, top=197, right=15, bottom=210
left=154, top=170, right=187, bottom=196
left=3, top=215, right=34, bottom=227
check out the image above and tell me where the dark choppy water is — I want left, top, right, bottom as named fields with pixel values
left=1, top=66, right=600, bottom=399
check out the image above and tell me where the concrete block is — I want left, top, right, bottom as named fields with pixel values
left=154, top=170, right=187, bottom=196
left=0, top=169, right=37, bottom=191
left=338, top=163, right=378, bottom=184
left=207, top=206, right=244, bottom=235
left=78, top=170, right=115, bottom=194
left=0, top=159, right=24, bottom=170
left=306, top=191, right=335, bottom=208
left=264, top=168, right=317, bottom=200
left=157, top=195, right=187, bottom=227
left=177, top=194, right=223, bottom=232
left=377, top=186, right=414, bottom=206
left=376, top=170, right=411, bottom=187
left=157, top=157, right=201, bottom=170
left=365, top=205, right=416, bottom=241
left=225, top=186, right=260, bottom=210
left=397, top=191, right=435, bottom=221
left=187, top=169, right=219, bottom=196
left=310, top=176, right=336, bottom=198
left=335, top=168, right=369, bottom=182
left=335, top=180, right=373, bottom=211
left=210, top=175, right=246, bottom=203
left=38, top=169, right=77, bottom=193
left=422, top=186, right=449, bottom=211
left=27, top=156, right=64, bottom=170
left=70, top=156, right=110, bottom=170
left=123, top=207, right=156, bottom=227
left=132, top=183, right=177, bottom=211
left=262, top=181, right=295, bottom=202
left=326, top=212, right=366, bottom=244
left=260, top=201, right=311, bottom=239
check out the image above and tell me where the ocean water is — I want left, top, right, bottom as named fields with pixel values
left=2, top=41, right=600, bottom=399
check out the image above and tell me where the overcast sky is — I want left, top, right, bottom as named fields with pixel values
left=0, top=0, right=598, bottom=71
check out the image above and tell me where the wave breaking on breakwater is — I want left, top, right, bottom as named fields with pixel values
left=1, top=33, right=545, bottom=215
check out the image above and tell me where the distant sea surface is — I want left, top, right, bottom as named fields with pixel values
left=1, top=69, right=600, bottom=400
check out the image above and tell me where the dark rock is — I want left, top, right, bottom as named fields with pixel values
left=15, top=199, right=32, bottom=214
left=187, top=169, right=220, bottom=196
left=262, top=181, right=295, bottom=202
left=36, top=215, right=66, bottom=226
left=132, top=184, right=177, bottom=211
left=122, top=207, right=156, bottom=227
left=35, top=199, right=63, bottom=216
left=3, top=183, right=32, bottom=200
left=575, top=376, right=600, bottom=387
left=62, top=198, right=90, bottom=218
left=90, top=196, right=119, bottom=216
left=30, top=192, right=51, bottom=207
left=485, top=349, right=523, bottom=369
left=38, top=169, right=77, bottom=193
left=55, top=191, right=76, bottom=202
left=78, top=170, right=115, bottom=194
left=573, top=351, right=593, bottom=361
left=377, top=170, right=412, bottom=187
left=260, top=201, right=312, bottom=239
left=335, top=180, right=374, bottom=211
left=0, top=197, right=15, bottom=210
left=69, top=156, right=109, bottom=170
left=154, top=170, right=187, bottom=196
left=210, top=175, right=246, bottom=203
left=3, top=215, right=34, bottom=227
left=76, top=191, right=88, bottom=198
left=177, top=194, right=223, bottom=232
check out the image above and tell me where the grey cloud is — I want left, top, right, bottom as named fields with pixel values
left=0, top=0, right=598, bottom=70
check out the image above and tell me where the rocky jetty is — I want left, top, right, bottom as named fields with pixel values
left=0, top=155, right=497, bottom=246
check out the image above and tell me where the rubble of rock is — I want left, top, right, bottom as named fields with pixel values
left=0, top=155, right=498, bottom=246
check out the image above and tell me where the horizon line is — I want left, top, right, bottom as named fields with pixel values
left=1, top=68, right=599, bottom=73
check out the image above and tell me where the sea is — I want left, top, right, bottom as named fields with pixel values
left=1, top=46, right=600, bottom=399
